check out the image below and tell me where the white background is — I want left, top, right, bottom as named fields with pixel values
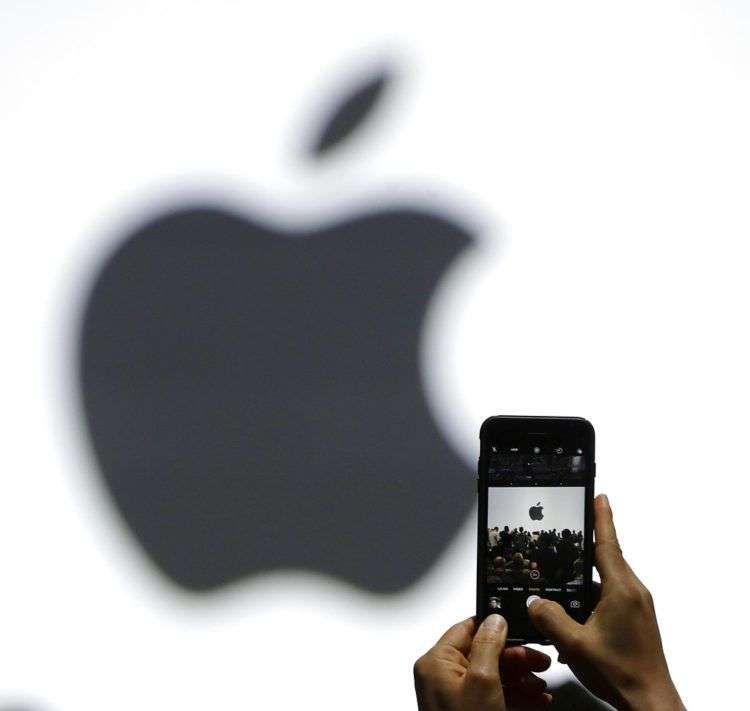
left=488, top=487, right=585, bottom=534
left=2, top=1, right=749, bottom=709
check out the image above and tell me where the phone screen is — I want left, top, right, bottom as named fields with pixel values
left=480, top=439, right=593, bottom=641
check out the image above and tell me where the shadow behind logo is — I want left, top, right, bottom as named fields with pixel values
left=79, top=68, right=475, bottom=594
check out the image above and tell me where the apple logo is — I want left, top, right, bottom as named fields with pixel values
left=79, top=66, right=476, bottom=593
left=529, top=502, right=544, bottom=521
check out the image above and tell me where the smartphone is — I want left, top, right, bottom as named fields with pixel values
left=476, top=416, right=595, bottom=644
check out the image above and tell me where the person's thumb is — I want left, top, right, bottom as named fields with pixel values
left=526, top=596, right=583, bottom=651
left=465, top=614, right=508, bottom=694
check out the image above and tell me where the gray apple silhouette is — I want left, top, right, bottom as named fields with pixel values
left=529, top=502, right=544, bottom=521
left=78, top=68, right=476, bottom=593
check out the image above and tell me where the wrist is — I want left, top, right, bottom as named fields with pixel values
left=620, top=678, right=685, bottom=711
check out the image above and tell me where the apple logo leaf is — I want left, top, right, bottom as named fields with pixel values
left=310, top=67, right=391, bottom=157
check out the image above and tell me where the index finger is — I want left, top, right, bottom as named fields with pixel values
left=594, top=493, right=626, bottom=582
left=501, top=646, right=552, bottom=677
left=435, top=616, right=477, bottom=655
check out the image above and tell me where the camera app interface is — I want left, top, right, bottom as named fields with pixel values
left=485, top=449, right=587, bottom=621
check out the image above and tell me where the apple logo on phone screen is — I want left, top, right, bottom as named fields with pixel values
left=529, top=502, right=544, bottom=521
left=79, top=67, right=476, bottom=594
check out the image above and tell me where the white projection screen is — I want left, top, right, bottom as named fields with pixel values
left=2, top=2, right=750, bottom=710
left=488, top=487, right=585, bottom=534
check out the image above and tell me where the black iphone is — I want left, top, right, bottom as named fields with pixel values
left=476, top=416, right=595, bottom=644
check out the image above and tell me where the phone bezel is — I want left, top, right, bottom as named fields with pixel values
left=476, top=416, right=595, bottom=645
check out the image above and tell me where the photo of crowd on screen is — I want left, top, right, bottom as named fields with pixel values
left=486, top=525, right=584, bottom=587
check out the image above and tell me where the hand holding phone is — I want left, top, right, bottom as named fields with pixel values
left=413, top=615, right=553, bottom=711
left=527, top=495, right=686, bottom=711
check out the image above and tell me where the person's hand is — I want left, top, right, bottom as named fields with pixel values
left=527, top=494, right=685, bottom=711
left=414, top=614, right=553, bottom=710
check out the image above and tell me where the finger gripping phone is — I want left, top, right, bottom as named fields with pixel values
left=476, top=416, right=595, bottom=644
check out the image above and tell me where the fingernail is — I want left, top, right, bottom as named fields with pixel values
left=599, top=493, right=609, bottom=506
left=526, top=595, right=541, bottom=608
left=485, top=613, right=506, bottom=630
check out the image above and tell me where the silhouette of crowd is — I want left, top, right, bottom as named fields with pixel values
left=486, top=525, right=584, bottom=586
